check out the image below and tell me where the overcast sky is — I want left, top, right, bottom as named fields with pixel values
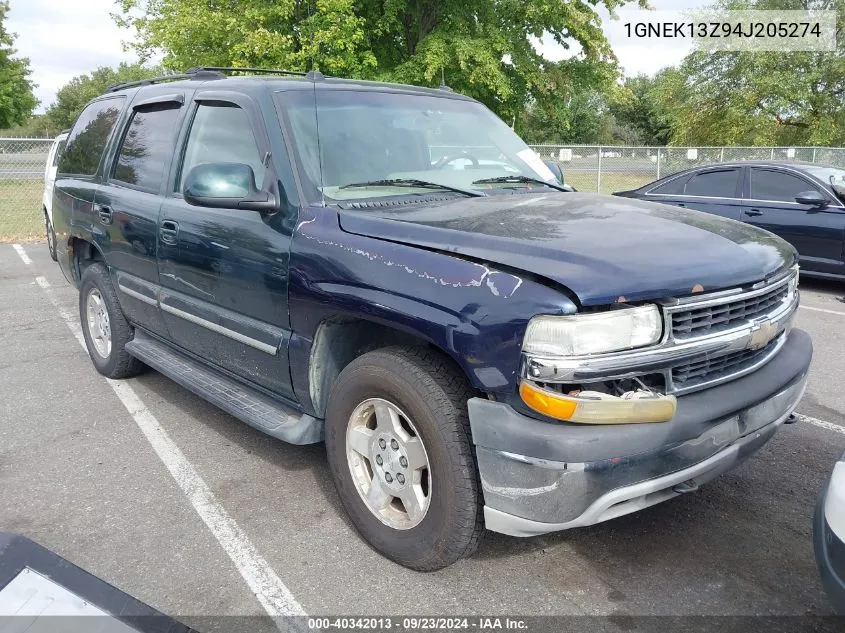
left=7, top=0, right=707, bottom=112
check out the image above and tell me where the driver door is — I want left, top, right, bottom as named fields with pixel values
left=157, top=92, right=297, bottom=401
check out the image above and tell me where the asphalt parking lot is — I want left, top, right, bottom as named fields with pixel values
left=2, top=242, right=845, bottom=630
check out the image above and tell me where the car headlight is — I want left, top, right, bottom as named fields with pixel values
left=523, top=304, right=663, bottom=357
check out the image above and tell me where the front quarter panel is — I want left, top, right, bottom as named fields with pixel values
left=288, top=206, right=575, bottom=395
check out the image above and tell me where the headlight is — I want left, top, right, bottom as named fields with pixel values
left=523, top=305, right=662, bottom=357
left=787, top=271, right=798, bottom=304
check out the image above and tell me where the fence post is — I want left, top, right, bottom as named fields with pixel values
left=656, top=148, right=661, bottom=180
left=597, top=147, right=602, bottom=193
left=719, top=147, right=724, bottom=163
left=770, top=148, right=775, bottom=161
left=812, top=147, right=817, bottom=163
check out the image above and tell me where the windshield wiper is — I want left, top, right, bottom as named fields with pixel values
left=339, top=178, right=484, bottom=198
left=472, top=175, right=572, bottom=192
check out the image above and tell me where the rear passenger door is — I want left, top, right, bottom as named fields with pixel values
left=54, top=97, right=126, bottom=270
left=96, top=93, right=187, bottom=338
left=745, top=167, right=845, bottom=275
left=672, top=167, right=744, bottom=220
left=157, top=93, right=298, bottom=401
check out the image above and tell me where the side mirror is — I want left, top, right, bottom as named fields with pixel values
left=795, top=190, right=828, bottom=207
left=183, top=162, right=277, bottom=213
left=543, top=159, right=564, bottom=184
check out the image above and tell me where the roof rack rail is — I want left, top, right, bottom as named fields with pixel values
left=105, top=69, right=226, bottom=93
left=185, top=66, right=311, bottom=77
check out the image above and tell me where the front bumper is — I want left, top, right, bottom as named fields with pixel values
left=470, top=328, right=812, bottom=537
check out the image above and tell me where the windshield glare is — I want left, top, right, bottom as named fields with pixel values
left=805, top=166, right=845, bottom=202
left=280, top=89, right=557, bottom=202
left=805, top=165, right=845, bottom=186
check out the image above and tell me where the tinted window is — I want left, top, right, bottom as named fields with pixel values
left=179, top=103, right=264, bottom=192
left=59, top=98, right=125, bottom=176
left=113, top=104, right=181, bottom=192
left=683, top=169, right=739, bottom=197
left=750, top=168, right=821, bottom=202
left=648, top=175, right=687, bottom=195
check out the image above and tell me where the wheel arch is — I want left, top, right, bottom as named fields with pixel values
left=304, top=315, right=475, bottom=419
left=69, top=237, right=106, bottom=285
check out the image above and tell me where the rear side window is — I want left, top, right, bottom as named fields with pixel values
left=648, top=175, right=687, bottom=195
left=683, top=169, right=739, bottom=197
left=178, top=103, right=265, bottom=192
left=113, top=104, right=182, bottom=192
left=59, top=98, right=125, bottom=176
left=750, top=168, right=821, bottom=202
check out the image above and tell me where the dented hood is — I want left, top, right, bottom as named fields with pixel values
left=338, top=193, right=795, bottom=306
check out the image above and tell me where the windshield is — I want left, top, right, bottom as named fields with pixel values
left=278, top=89, right=559, bottom=203
left=804, top=165, right=845, bottom=186
left=804, top=166, right=845, bottom=202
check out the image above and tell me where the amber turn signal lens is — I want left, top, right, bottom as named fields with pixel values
left=519, top=381, right=578, bottom=420
left=519, top=381, right=676, bottom=425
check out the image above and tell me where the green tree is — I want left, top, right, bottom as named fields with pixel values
left=114, top=0, right=648, bottom=125
left=609, top=74, right=673, bottom=145
left=0, top=1, right=37, bottom=128
left=518, top=57, right=622, bottom=144
left=45, top=62, right=161, bottom=130
left=659, top=0, right=845, bottom=145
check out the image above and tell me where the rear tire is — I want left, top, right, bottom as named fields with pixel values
left=79, top=263, right=144, bottom=379
left=45, top=212, right=57, bottom=261
left=325, top=346, right=483, bottom=571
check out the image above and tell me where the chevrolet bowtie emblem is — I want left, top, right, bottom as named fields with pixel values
left=748, top=320, right=778, bottom=351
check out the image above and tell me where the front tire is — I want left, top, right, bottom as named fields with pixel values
left=79, top=263, right=144, bottom=379
left=325, top=346, right=483, bottom=571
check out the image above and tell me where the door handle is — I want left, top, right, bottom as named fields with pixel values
left=160, top=220, right=179, bottom=244
left=676, top=202, right=686, bottom=208
left=95, top=204, right=112, bottom=225
left=746, top=209, right=763, bottom=217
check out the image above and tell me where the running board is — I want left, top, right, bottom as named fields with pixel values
left=125, top=331, right=323, bottom=445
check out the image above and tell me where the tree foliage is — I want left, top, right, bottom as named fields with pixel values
left=608, top=74, right=673, bottom=145
left=114, top=0, right=647, bottom=126
left=518, top=57, right=622, bottom=144
left=45, top=63, right=162, bottom=130
left=0, top=1, right=37, bottom=128
left=658, top=0, right=845, bottom=146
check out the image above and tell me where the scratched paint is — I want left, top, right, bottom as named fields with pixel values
left=296, top=209, right=524, bottom=298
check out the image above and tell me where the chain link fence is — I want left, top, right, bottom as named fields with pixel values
left=0, top=138, right=53, bottom=242
left=2, top=139, right=845, bottom=242
left=528, top=145, right=845, bottom=195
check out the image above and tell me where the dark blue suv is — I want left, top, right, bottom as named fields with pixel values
left=53, top=68, right=813, bottom=570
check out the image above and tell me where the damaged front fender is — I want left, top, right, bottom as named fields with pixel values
left=288, top=206, right=576, bottom=394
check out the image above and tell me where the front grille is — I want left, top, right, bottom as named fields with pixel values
left=671, top=338, right=779, bottom=391
left=671, top=278, right=791, bottom=340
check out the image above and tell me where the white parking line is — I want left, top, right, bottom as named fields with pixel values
left=25, top=261, right=306, bottom=622
left=794, top=413, right=845, bottom=436
left=12, top=244, right=32, bottom=265
left=800, top=305, right=845, bottom=317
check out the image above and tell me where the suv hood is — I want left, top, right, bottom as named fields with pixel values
left=337, top=193, right=795, bottom=306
